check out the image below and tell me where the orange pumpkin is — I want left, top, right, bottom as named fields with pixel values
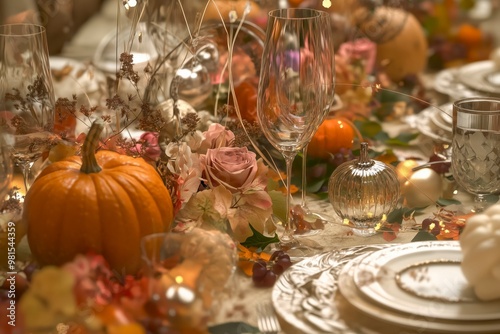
left=308, top=118, right=355, bottom=159
left=230, top=78, right=258, bottom=123
left=24, top=120, right=174, bottom=274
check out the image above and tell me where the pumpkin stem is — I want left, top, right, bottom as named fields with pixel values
left=80, top=119, right=104, bottom=174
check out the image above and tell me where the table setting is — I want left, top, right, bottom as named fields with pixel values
left=1, top=0, right=500, bottom=334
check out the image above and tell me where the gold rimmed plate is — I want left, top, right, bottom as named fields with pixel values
left=351, top=241, right=500, bottom=322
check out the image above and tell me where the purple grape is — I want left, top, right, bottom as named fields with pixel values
left=331, top=152, right=345, bottom=167
left=276, top=255, right=292, bottom=270
left=259, top=271, right=277, bottom=287
left=252, top=261, right=268, bottom=281
left=269, top=250, right=285, bottom=262
left=271, top=263, right=284, bottom=275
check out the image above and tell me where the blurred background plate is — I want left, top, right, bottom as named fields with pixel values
left=50, top=56, right=106, bottom=101
left=457, top=60, right=500, bottom=95
left=429, top=102, right=453, bottom=132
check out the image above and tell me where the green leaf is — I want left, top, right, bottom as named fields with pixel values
left=485, top=194, right=500, bottom=203
left=384, top=133, right=419, bottom=147
left=386, top=207, right=425, bottom=224
left=268, top=190, right=287, bottom=226
left=241, top=224, right=279, bottom=251
left=395, top=132, right=419, bottom=143
left=411, top=230, right=437, bottom=242
left=357, top=120, right=383, bottom=138
left=437, top=198, right=462, bottom=206
left=374, top=130, right=390, bottom=142
left=306, top=177, right=327, bottom=193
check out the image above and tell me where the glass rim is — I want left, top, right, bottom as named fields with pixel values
left=268, top=8, right=328, bottom=20
left=0, top=23, right=46, bottom=37
left=453, top=97, right=500, bottom=115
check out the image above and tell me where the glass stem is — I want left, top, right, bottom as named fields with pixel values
left=20, top=161, right=33, bottom=193
left=281, top=152, right=297, bottom=245
left=473, top=194, right=488, bottom=213
left=301, top=145, right=308, bottom=209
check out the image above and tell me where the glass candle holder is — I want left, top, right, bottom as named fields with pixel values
left=328, top=142, right=400, bottom=236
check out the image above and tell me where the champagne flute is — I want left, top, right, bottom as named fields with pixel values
left=0, top=24, right=56, bottom=191
left=257, top=8, right=335, bottom=249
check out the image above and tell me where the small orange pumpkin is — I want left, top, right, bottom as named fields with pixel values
left=308, top=117, right=355, bottom=159
left=230, top=78, right=258, bottom=123
left=24, top=120, right=174, bottom=274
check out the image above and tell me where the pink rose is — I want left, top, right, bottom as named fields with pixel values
left=133, top=132, right=161, bottom=162
left=338, top=38, right=377, bottom=74
left=199, top=123, right=235, bottom=153
left=201, top=147, right=260, bottom=193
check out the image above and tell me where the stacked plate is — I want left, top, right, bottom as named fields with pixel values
left=413, top=102, right=453, bottom=143
left=338, top=242, right=500, bottom=333
left=434, top=60, right=500, bottom=100
left=272, top=241, right=500, bottom=334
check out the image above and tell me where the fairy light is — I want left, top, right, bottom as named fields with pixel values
left=123, top=0, right=138, bottom=10
left=322, top=0, right=332, bottom=8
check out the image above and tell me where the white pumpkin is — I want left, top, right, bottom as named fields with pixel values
left=460, top=204, right=500, bottom=301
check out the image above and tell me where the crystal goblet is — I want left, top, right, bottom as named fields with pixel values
left=451, top=97, right=500, bottom=212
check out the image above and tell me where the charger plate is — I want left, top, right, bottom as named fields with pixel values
left=352, top=241, right=500, bottom=321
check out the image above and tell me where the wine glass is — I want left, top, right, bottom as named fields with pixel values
left=257, top=8, right=336, bottom=249
left=0, top=24, right=56, bottom=191
left=451, top=97, right=500, bottom=212
left=0, top=134, right=13, bottom=199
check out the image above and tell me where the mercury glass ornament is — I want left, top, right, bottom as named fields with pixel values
left=328, top=142, right=400, bottom=236
left=174, top=59, right=212, bottom=109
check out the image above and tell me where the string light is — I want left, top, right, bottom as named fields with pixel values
left=123, top=0, right=138, bottom=10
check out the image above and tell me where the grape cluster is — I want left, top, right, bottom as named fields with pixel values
left=251, top=251, right=292, bottom=288
left=328, top=147, right=355, bottom=168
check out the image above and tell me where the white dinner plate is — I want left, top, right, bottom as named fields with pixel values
left=428, top=103, right=453, bottom=132
left=271, top=244, right=390, bottom=334
left=457, top=60, right=500, bottom=95
left=338, top=246, right=500, bottom=333
left=433, top=67, right=483, bottom=99
left=412, top=107, right=452, bottom=144
left=352, top=241, right=500, bottom=322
